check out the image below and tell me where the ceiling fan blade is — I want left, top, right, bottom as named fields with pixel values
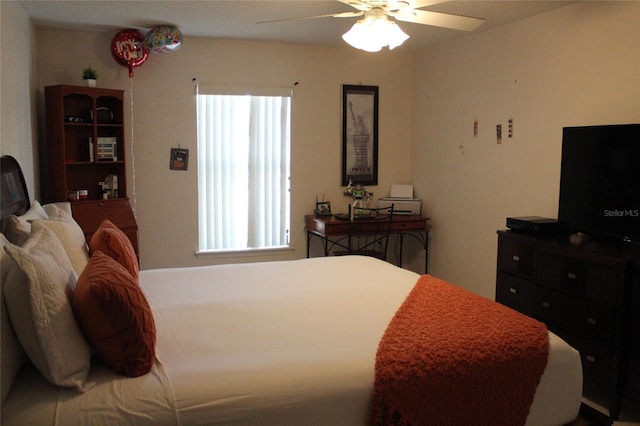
left=339, top=0, right=445, bottom=12
left=394, top=9, right=485, bottom=31
left=407, top=1, right=448, bottom=10
left=257, top=11, right=363, bottom=24
left=337, top=0, right=371, bottom=12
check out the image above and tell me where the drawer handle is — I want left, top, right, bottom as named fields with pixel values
left=541, top=301, right=551, bottom=309
left=567, top=272, right=577, bottom=280
left=586, top=317, right=597, bottom=326
left=509, top=287, right=518, bottom=294
left=512, top=255, right=520, bottom=262
left=586, top=355, right=596, bottom=364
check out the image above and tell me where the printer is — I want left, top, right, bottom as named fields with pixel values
left=378, top=184, right=422, bottom=215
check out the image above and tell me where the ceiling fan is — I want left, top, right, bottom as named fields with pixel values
left=259, top=1, right=486, bottom=51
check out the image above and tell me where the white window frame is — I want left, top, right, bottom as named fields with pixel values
left=196, top=84, right=292, bottom=253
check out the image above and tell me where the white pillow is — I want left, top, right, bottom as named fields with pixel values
left=32, top=206, right=89, bottom=277
left=0, top=233, right=27, bottom=403
left=1, top=200, right=48, bottom=245
left=3, top=227, right=92, bottom=391
left=42, top=201, right=72, bottom=217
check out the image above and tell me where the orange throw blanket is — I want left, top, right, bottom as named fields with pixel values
left=371, top=275, right=549, bottom=426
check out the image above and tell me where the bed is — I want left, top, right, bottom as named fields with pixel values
left=1, top=155, right=583, bottom=425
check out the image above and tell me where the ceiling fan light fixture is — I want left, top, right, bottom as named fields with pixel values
left=385, top=20, right=410, bottom=50
left=342, top=13, right=409, bottom=52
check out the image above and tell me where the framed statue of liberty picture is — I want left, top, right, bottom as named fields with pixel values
left=341, top=84, right=378, bottom=186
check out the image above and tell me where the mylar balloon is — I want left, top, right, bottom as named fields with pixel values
left=146, top=25, right=183, bottom=54
left=111, top=29, right=149, bottom=78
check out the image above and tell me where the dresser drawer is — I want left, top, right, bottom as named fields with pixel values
left=537, top=253, right=587, bottom=294
left=71, top=198, right=139, bottom=255
left=537, top=252, right=618, bottom=306
left=533, top=286, right=614, bottom=343
left=564, top=334, right=611, bottom=383
left=499, top=238, right=533, bottom=276
left=557, top=332, right=612, bottom=406
left=496, top=273, right=534, bottom=316
left=586, top=263, right=618, bottom=307
left=71, top=199, right=136, bottom=229
left=392, top=218, right=427, bottom=231
left=536, top=251, right=562, bottom=287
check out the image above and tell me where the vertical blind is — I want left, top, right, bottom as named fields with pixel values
left=197, top=85, right=291, bottom=251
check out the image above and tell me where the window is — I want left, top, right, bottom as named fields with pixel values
left=196, top=85, right=291, bottom=252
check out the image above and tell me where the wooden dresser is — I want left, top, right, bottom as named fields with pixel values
left=495, top=230, right=640, bottom=420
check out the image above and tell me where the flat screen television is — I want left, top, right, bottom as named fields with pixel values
left=558, top=123, right=640, bottom=245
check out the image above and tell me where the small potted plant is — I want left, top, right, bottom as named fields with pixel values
left=81, top=66, right=99, bottom=87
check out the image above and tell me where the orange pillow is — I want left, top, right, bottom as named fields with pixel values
left=73, top=251, right=155, bottom=377
left=89, top=219, right=138, bottom=280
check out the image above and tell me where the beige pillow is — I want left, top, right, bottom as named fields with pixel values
left=42, top=201, right=72, bottom=217
left=1, top=200, right=48, bottom=245
left=3, top=227, right=92, bottom=391
left=0, top=233, right=27, bottom=403
left=31, top=209, right=89, bottom=277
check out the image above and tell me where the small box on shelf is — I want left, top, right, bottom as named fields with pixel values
left=97, top=137, right=117, bottom=161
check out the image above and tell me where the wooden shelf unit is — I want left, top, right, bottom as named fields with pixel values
left=43, top=85, right=138, bottom=256
left=43, top=84, right=126, bottom=202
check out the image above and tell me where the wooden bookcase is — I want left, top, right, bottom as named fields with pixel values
left=43, top=85, right=126, bottom=202
left=43, top=85, right=138, bottom=256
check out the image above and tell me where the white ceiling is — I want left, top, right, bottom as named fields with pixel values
left=19, top=0, right=575, bottom=52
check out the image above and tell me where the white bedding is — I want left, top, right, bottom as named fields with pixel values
left=1, top=360, right=177, bottom=425
left=2, top=256, right=582, bottom=425
left=146, top=256, right=582, bottom=425
left=145, top=256, right=419, bottom=425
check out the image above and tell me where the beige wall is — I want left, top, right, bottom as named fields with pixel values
left=0, top=1, right=38, bottom=197
left=410, top=1, right=640, bottom=298
left=4, top=2, right=639, bottom=297
left=34, top=31, right=413, bottom=269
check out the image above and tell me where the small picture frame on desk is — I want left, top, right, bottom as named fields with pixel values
left=315, top=201, right=332, bottom=216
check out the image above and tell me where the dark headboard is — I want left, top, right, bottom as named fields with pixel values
left=1, top=155, right=30, bottom=219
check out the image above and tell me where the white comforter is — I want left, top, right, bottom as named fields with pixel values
left=2, top=256, right=583, bottom=425
left=145, top=256, right=419, bottom=425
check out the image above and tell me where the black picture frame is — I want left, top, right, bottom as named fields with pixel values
left=342, top=84, right=378, bottom=186
left=314, top=201, right=332, bottom=216
left=170, top=148, right=189, bottom=171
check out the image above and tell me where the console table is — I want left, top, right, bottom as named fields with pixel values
left=305, top=214, right=430, bottom=273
